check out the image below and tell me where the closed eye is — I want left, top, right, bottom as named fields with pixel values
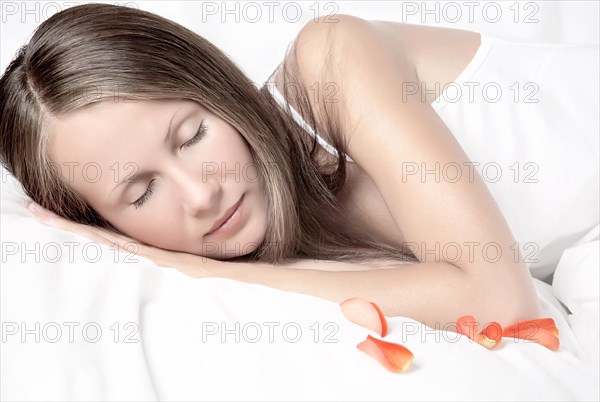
left=181, top=120, right=207, bottom=149
left=132, top=178, right=155, bottom=209
left=132, top=121, right=207, bottom=209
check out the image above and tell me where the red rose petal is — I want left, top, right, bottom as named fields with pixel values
left=356, top=335, right=414, bottom=373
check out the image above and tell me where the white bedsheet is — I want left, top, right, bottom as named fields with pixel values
left=1, top=202, right=599, bottom=401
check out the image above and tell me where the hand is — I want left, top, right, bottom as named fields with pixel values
left=26, top=201, right=217, bottom=276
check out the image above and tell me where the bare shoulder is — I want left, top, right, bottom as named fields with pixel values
left=269, top=15, right=481, bottom=129
left=293, top=15, right=480, bottom=72
left=269, top=15, right=481, bottom=105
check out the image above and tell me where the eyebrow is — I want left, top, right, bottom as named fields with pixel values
left=108, top=108, right=178, bottom=202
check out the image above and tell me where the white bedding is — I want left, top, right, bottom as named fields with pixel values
left=1, top=1, right=599, bottom=400
left=1, top=196, right=599, bottom=401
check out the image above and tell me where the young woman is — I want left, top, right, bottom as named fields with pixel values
left=4, top=3, right=594, bottom=331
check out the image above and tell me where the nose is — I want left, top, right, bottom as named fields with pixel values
left=170, top=162, right=221, bottom=216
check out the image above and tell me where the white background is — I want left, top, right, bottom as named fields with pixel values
left=2, top=0, right=599, bottom=84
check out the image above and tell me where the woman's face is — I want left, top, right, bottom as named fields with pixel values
left=47, top=98, right=268, bottom=259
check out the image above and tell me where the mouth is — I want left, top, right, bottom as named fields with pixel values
left=206, top=195, right=244, bottom=236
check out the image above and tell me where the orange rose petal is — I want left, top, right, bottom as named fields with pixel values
left=534, top=318, right=559, bottom=338
left=503, top=318, right=559, bottom=340
left=477, top=322, right=503, bottom=350
left=356, top=334, right=414, bottom=373
left=456, top=315, right=502, bottom=349
left=526, top=328, right=560, bottom=351
left=503, top=320, right=560, bottom=351
left=456, top=315, right=479, bottom=339
left=370, top=302, right=389, bottom=337
left=340, top=297, right=388, bottom=337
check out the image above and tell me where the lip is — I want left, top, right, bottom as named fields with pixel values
left=206, top=195, right=245, bottom=236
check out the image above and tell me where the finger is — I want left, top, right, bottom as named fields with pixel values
left=39, top=216, right=119, bottom=249
left=28, top=203, right=137, bottom=247
left=27, top=202, right=57, bottom=224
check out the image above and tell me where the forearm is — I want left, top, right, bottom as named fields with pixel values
left=202, top=259, right=541, bottom=330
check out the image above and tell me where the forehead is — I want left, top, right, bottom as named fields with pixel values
left=51, top=98, right=187, bottom=133
left=45, top=98, right=193, bottom=199
left=47, top=98, right=181, bottom=160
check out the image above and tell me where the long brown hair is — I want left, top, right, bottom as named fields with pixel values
left=0, top=3, right=418, bottom=266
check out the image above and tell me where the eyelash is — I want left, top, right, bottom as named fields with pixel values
left=181, top=121, right=207, bottom=149
left=132, top=121, right=207, bottom=209
left=133, top=179, right=155, bottom=209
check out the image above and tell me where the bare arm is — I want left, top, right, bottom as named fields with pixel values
left=28, top=199, right=540, bottom=331
left=268, top=16, right=541, bottom=324
left=185, top=257, right=538, bottom=331
left=27, top=198, right=540, bottom=331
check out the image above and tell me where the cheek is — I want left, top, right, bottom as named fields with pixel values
left=230, top=142, right=258, bottom=182
left=124, top=208, right=185, bottom=250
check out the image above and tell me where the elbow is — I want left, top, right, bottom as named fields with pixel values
left=497, top=300, right=543, bottom=329
left=469, top=271, right=543, bottom=328
left=473, top=296, right=542, bottom=330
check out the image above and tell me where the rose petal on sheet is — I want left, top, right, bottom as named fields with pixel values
left=526, top=328, right=560, bottom=351
left=478, top=322, right=503, bottom=350
left=535, top=318, right=559, bottom=338
left=340, top=297, right=388, bottom=337
left=510, top=329, right=559, bottom=351
left=370, top=301, right=389, bottom=337
left=356, top=335, right=413, bottom=373
left=456, top=315, right=502, bottom=349
left=502, top=318, right=560, bottom=351
left=456, top=315, right=479, bottom=339
left=503, top=318, right=559, bottom=339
